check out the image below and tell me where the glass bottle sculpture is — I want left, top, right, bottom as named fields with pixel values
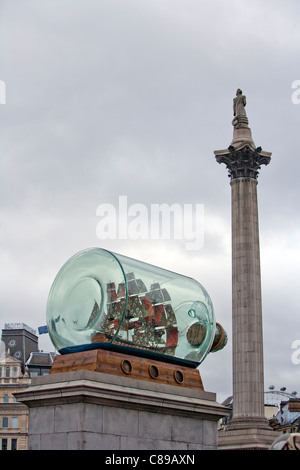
left=46, top=248, right=226, bottom=367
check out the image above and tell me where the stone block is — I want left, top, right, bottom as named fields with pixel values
left=40, top=432, right=68, bottom=450
left=203, top=419, right=217, bottom=447
left=171, top=414, right=203, bottom=444
left=54, top=402, right=83, bottom=433
left=28, top=405, right=54, bottom=435
left=103, top=406, right=138, bottom=437
left=82, top=432, right=120, bottom=450
left=82, top=403, right=103, bottom=433
left=138, top=410, right=172, bottom=441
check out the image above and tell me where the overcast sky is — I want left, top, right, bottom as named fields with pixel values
left=0, top=0, right=299, bottom=403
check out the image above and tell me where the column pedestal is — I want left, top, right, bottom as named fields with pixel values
left=218, top=427, right=279, bottom=450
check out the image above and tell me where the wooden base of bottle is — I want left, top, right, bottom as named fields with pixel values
left=50, top=349, right=204, bottom=390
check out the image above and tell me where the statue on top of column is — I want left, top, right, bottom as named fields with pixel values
left=232, top=89, right=249, bottom=129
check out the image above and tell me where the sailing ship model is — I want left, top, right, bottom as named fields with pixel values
left=91, top=272, right=178, bottom=356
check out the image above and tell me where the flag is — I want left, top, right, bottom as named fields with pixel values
left=38, top=325, right=48, bottom=335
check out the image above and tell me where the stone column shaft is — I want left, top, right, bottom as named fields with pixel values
left=231, top=177, right=265, bottom=422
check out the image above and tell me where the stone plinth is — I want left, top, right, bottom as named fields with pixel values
left=15, top=369, right=229, bottom=450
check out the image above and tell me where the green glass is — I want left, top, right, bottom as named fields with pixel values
left=46, top=248, right=223, bottom=367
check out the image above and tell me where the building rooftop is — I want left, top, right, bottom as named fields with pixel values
left=26, top=351, right=56, bottom=367
left=4, top=323, right=36, bottom=335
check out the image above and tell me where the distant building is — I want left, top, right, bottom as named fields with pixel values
left=1, top=323, right=57, bottom=450
left=220, top=392, right=300, bottom=435
left=26, top=351, right=56, bottom=377
left=0, top=352, right=30, bottom=450
left=270, top=399, right=300, bottom=433
left=1, top=324, right=38, bottom=373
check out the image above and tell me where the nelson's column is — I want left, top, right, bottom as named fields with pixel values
left=214, top=90, right=278, bottom=449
